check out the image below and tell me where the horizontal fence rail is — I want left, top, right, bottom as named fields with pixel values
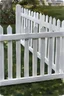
left=0, top=32, right=64, bottom=41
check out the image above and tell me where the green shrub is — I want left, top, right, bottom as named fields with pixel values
left=0, top=9, right=15, bottom=24
left=19, top=0, right=28, bottom=5
left=19, top=0, right=39, bottom=7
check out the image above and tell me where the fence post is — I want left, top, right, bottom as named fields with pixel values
left=7, top=25, right=12, bottom=79
left=0, top=25, right=4, bottom=80
left=16, top=4, right=21, bottom=34
left=16, top=4, right=21, bottom=78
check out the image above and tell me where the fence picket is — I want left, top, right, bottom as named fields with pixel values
left=24, top=27, right=29, bottom=77
left=7, top=26, right=12, bottom=79
left=53, top=18, right=56, bottom=31
left=45, top=15, right=48, bottom=58
left=0, top=26, right=4, bottom=80
left=16, top=40, right=21, bottom=78
left=60, top=21, right=64, bottom=72
left=32, top=26, right=37, bottom=76
left=52, top=18, right=56, bottom=64
left=23, top=9, right=27, bottom=29
left=30, top=11, right=33, bottom=47
left=48, top=38, right=53, bottom=74
left=55, top=19, right=61, bottom=73
left=40, top=38, right=45, bottom=75
left=48, top=16, right=53, bottom=74
left=39, top=14, right=43, bottom=53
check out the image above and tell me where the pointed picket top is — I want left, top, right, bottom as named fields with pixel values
left=26, top=9, right=29, bottom=15
left=0, top=25, right=3, bottom=34
left=35, top=12, right=37, bottom=18
left=33, top=25, right=38, bottom=33
left=16, top=4, right=21, bottom=11
left=61, top=20, right=64, bottom=32
left=40, top=13, right=42, bottom=16
left=39, top=13, right=42, bottom=19
left=25, top=26, right=30, bottom=34
left=34, top=11, right=36, bottom=18
left=62, top=20, right=64, bottom=27
left=42, top=14, right=45, bottom=18
left=42, top=14, right=45, bottom=21
left=40, top=27, right=45, bottom=33
left=26, top=9, right=28, bottom=14
left=7, top=25, right=12, bottom=34
left=36, top=12, right=38, bottom=19
left=53, top=18, right=56, bottom=25
left=21, top=7, right=24, bottom=13
left=40, top=13, right=42, bottom=17
left=28, top=10, right=31, bottom=15
left=49, top=16, right=52, bottom=24
left=49, top=16, right=52, bottom=31
left=36, top=12, right=39, bottom=16
left=36, top=12, right=39, bottom=19
left=31, top=11, right=33, bottom=17
left=16, top=4, right=21, bottom=7
left=25, top=26, right=28, bottom=33
left=57, top=19, right=60, bottom=31
left=46, top=15, right=48, bottom=22
left=57, top=19, right=60, bottom=25
left=24, top=8, right=25, bottom=13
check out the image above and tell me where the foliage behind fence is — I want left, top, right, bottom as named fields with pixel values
left=0, top=9, right=15, bottom=24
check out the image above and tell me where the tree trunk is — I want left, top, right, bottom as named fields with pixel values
left=1, top=0, right=12, bottom=10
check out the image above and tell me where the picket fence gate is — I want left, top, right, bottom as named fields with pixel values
left=0, top=4, right=64, bottom=86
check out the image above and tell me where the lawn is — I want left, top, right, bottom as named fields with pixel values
left=23, top=5, right=64, bottom=21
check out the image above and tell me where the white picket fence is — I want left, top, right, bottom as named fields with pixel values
left=0, top=4, right=64, bottom=86
left=17, top=4, right=64, bottom=71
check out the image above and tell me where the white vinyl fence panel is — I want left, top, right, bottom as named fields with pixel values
left=0, top=4, right=64, bottom=86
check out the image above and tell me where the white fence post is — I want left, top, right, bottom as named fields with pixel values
left=16, top=4, right=21, bottom=78
left=0, top=26, right=4, bottom=80
left=16, top=4, right=21, bottom=34
left=7, top=25, right=12, bottom=79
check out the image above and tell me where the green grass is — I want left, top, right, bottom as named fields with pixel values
left=0, top=25, right=64, bottom=96
left=13, top=3, right=64, bottom=21
left=23, top=5, right=64, bottom=21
